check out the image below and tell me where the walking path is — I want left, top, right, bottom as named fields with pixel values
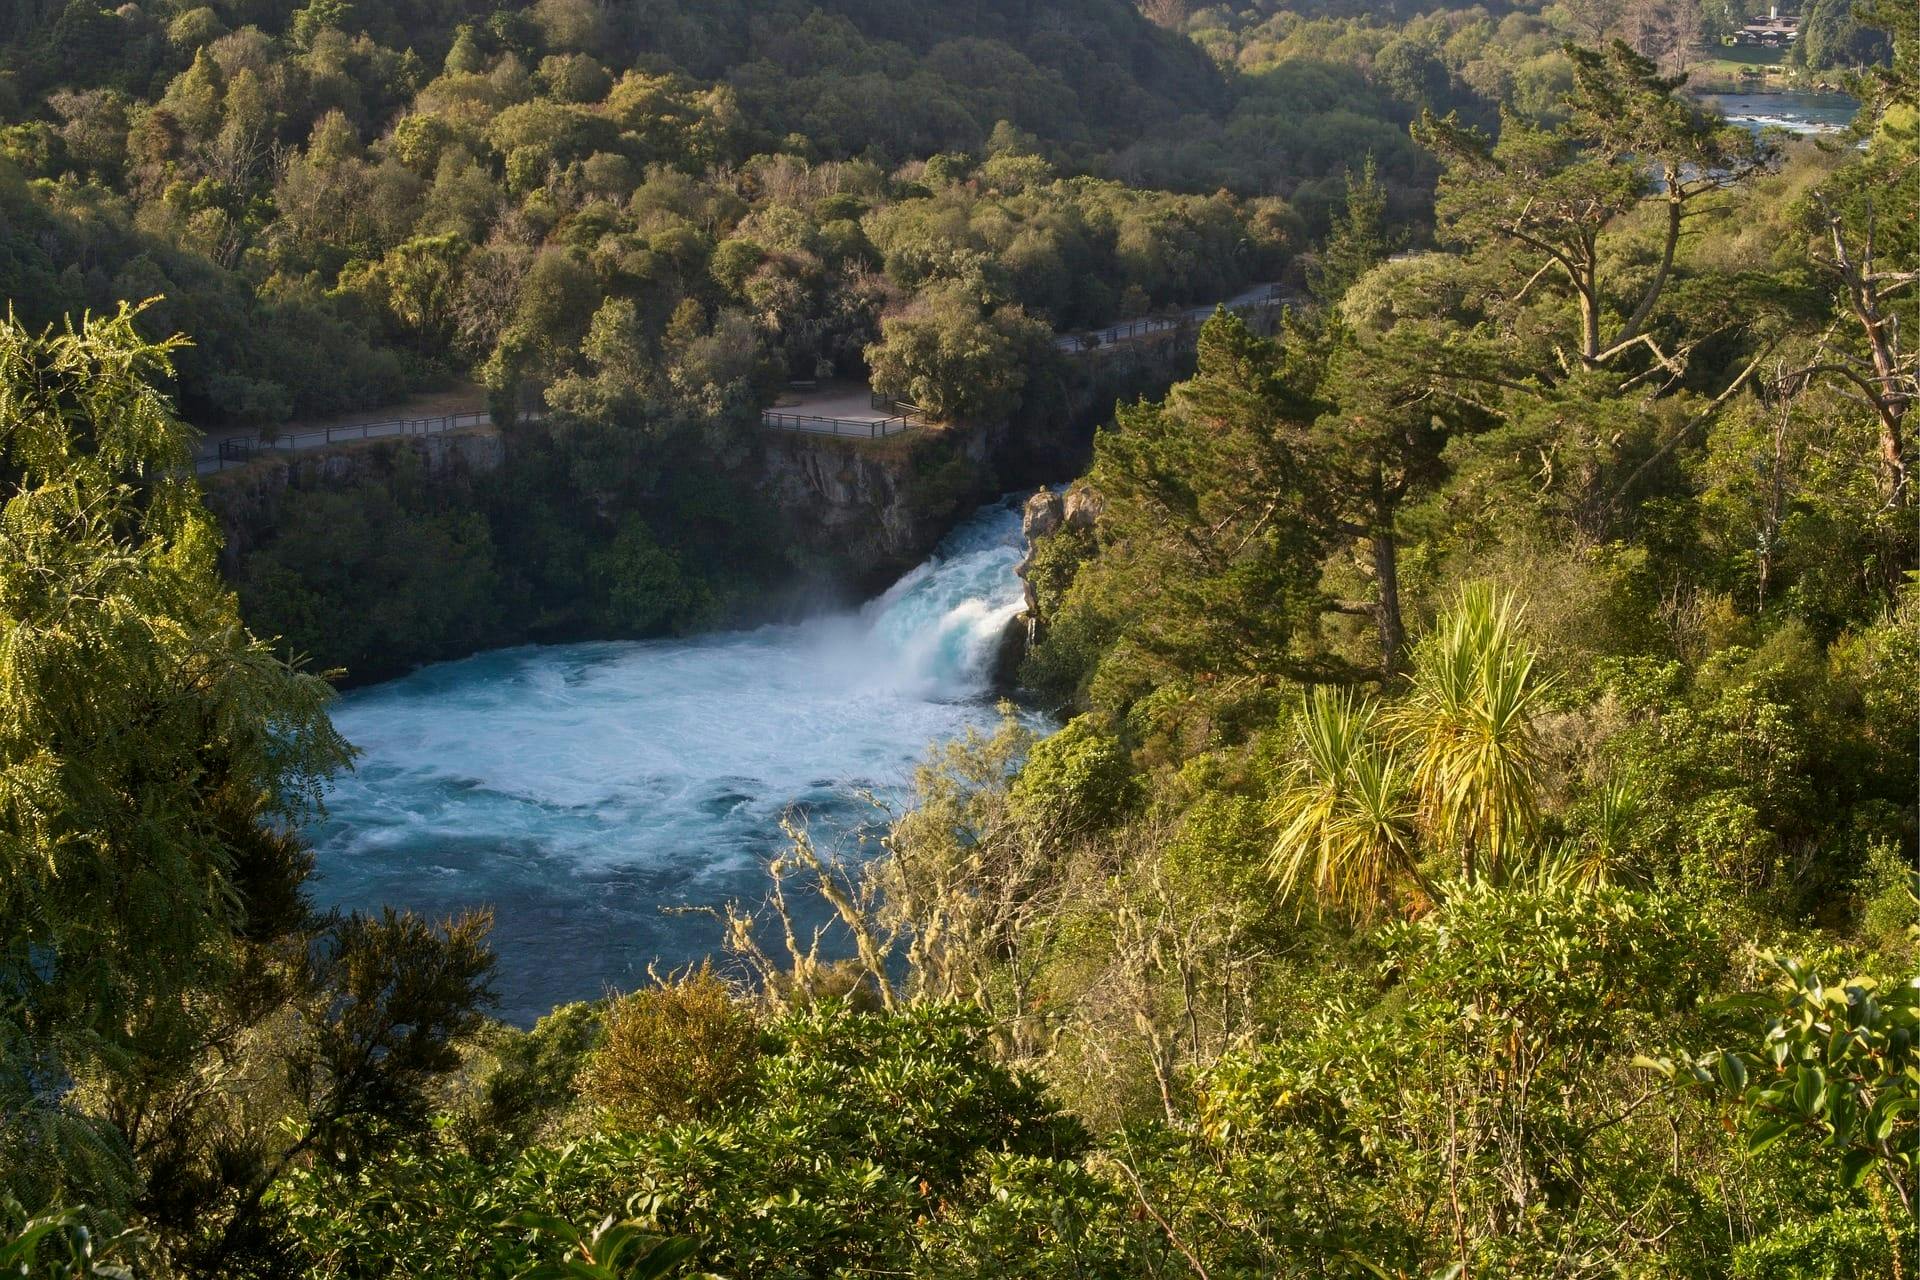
left=192, top=285, right=1291, bottom=466
left=1052, top=282, right=1285, bottom=353
left=769, top=281, right=1290, bottom=436
left=192, top=384, right=494, bottom=475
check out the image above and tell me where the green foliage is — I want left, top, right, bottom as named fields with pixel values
left=1794, top=0, right=1892, bottom=73
left=1308, top=153, right=1396, bottom=304
left=584, top=968, right=760, bottom=1128
left=988, top=16, right=1916, bottom=1269
left=1648, top=952, right=1920, bottom=1208
left=1268, top=687, right=1423, bottom=917
left=505, top=1216, right=701, bottom=1280
left=0, top=1199, right=141, bottom=1280
left=235, top=474, right=513, bottom=683
left=5, top=7, right=1918, bottom=1277
left=1393, top=583, right=1555, bottom=882
left=0, top=305, right=348, bottom=1204
left=1121, top=881, right=1729, bottom=1276
left=1008, top=713, right=1139, bottom=835
left=302, top=909, right=498, bottom=1151
left=1732, top=1204, right=1908, bottom=1279
left=0, top=0, right=1328, bottom=435
left=590, top=520, right=698, bottom=635
left=0, top=305, right=505, bottom=1277
left=224, top=382, right=784, bottom=679
left=1032, top=311, right=1335, bottom=717
left=450, top=1001, right=603, bottom=1159
left=865, top=285, right=1055, bottom=422
left=281, top=1002, right=1088, bottom=1279
left=1586, top=618, right=1910, bottom=910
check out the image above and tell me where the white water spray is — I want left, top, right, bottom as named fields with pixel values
left=310, top=496, right=1033, bottom=1020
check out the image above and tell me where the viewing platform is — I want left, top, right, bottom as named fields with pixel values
left=761, top=383, right=925, bottom=439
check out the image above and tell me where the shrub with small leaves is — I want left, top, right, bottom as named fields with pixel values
left=584, top=967, right=761, bottom=1126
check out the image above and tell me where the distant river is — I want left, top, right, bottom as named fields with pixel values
left=308, top=498, right=1034, bottom=1023
left=1696, top=89, right=1859, bottom=136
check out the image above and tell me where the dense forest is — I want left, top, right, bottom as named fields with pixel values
left=2, top=0, right=1337, bottom=677
left=2, top=0, right=1916, bottom=1277
left=7, top=0, right=1887, bottom=679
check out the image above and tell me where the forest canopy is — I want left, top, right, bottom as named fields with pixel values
left=0, top=0, right=1915, bottom=1278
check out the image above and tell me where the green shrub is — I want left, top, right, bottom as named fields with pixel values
left=1010, top=714, right=1139, bottom=835
left=1733, top=1205, right=1908, bottom=1279
left=584, top=966, right=761, bottom=1126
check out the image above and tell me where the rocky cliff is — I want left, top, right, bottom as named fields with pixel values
left=759, top=338, right=1194, bottom=590
left=201, top=427, right=503, bottom=575
left=198, top=330, right=1198, bottom=675
left=755, top=420, right=1003, bottom=591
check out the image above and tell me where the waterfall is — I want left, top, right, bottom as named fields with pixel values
left=856, top=502, right=1026, bottom=693
left=310, top=495, right=1035, bottom=1022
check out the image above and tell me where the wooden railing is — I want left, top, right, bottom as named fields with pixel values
left=760, top=391, right=927, bottom=438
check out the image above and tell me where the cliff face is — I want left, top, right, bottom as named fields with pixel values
left=755, top=418, right=1004, bottom=589
left=201, top=428, right=503, bottom=575
left=1015, top=486, right=1104, bottom=611
left=759, top=340, right=1197, bottom=589
left=179, top=337, right=1208, bottom=691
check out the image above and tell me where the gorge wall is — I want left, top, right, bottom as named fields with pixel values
left=197, top=331, right=1212, bottom=683
left=202, top=427, right=505, bottom=578
left=761, top=336, right=1204, bottom=590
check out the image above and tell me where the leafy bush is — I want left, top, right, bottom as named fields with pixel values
left=1732, top=1205, right=1908, bottom=1279
left=1009, top=713, right=1139, bottom=834
left=865, top=285, right=1056, bottom=422
left=584, top=967, right=761, bottom=1127
left=0, top=1199, right=142, bottom=1280
left=282, top=1002, right=1089, bottom=1278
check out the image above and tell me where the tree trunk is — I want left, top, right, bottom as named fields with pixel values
left=1824, top=200, right=1913, bottom=502
left=1371, top=510, right=1406, bottom=679
left=1844, top=271, right=1910, bottom=501
left=1610, top=180, right=1683, bottom=356
left=1578, top=244, right=1601, bottom=364
left=1877, top=412, right=1908, bottom=501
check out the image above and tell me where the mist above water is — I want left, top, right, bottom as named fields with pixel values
left=309, top=497, right=1031, bottom=1023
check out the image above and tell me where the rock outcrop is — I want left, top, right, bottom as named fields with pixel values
left=1014, top=485, right=1102, bottom=612
left=998, top=483, right=1103, bottom=684
left=754, top=331, right=1183, bottom=594
left=755, top=422, right=1002, bottom=590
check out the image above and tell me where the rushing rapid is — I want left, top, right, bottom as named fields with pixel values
left=310, top=497, right=1032, bottom=1022
left=1696, top=90, right=1859, bottom=137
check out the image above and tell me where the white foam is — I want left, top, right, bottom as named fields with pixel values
left=308, top=498, right=1037, bottom=1015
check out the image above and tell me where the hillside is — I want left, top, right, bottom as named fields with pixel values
left=0, top=2, right=1916, bottom=1278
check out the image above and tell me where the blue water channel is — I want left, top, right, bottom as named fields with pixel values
left=308, top=497, right=1032, bottom=1023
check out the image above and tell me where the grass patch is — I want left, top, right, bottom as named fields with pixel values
left=1711, top=44, right=1786, bottom=68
